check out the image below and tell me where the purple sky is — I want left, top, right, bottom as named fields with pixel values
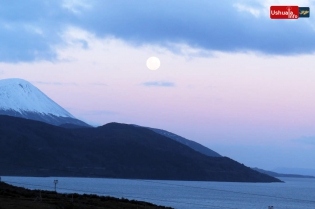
left=0, top=0, right=315, bottom=174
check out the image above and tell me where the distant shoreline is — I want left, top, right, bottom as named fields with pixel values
left=252, top=167, right=315, bottom=179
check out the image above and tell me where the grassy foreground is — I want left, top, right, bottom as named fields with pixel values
left=0, top=181, right=173, bottom=209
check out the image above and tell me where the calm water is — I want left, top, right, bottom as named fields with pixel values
left=1, top=176, right=314, bottom=209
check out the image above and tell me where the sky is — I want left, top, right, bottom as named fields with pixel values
left=0, top=0, right=315, bottom=174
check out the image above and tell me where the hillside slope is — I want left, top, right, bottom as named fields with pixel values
left=134, top=125, right=221, bottom=157
left=0, top=115, right=281, bottom=182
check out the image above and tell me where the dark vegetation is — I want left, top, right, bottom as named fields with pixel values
left=0, top=115, right=281, bottom=182
left=0, top=181, right=172, bottom=209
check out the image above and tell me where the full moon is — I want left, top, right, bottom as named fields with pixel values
left=146, top=57, right=160, bottom=70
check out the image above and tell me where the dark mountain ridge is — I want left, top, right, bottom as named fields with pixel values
left=132, top=125, right=221, bottom=157
left=0, top=115, right=281, bottom=182
left=0, top=109, right=91, bottom=127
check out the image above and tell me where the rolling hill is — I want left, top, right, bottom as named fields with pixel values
left=0, top=115, right=281, bottom=182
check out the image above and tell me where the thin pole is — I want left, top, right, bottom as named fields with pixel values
left=53, top=180, right=58, bottom=192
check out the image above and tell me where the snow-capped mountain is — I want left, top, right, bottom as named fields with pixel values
left=0, top=78, right=90, bottom=127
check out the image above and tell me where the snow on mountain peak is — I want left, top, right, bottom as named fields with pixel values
left=0, top=78, right=74, bottom=118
